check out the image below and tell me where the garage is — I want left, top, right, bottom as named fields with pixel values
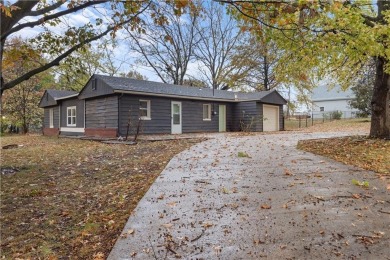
left=263, top=104, right=279, bottom=131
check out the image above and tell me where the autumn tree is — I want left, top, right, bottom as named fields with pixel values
left=0, top=1, right=156, bottom=95
left=55, top=46, right=103, bottom=91
left=220, top=0, right=390, bottom=138
left=119, top=70, right=148, bottom=80
left=2, top=37, right=55, bottom=133
left=125, top=1, right=201, bottom=85
left=349, top=60, right=376, bottom=117
left=228, top=34, right=282, bottom=91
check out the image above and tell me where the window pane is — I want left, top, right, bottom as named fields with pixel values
left=72, top=117, right=76, bottom=125
left=140, top=101, right=147, bottom=109
left=139, top=109, right=147, bottom=117
left=72, top=108, right=76, bottom=116
left=173, top=104, right=179, bottom=114
left=173, top=114, right=180, bottom=124
left=203, top=104, right=210, bottom=119
left=68, top=117, right=71, bottom=125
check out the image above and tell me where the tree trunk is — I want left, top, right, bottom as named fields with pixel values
left=370, top=57, right=390, bottom=138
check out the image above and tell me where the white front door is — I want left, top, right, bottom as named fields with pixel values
left=219, top=105, right=226, bottom=132
left=171, top=101, right=182, bottom=134
left=263, top=104, right=279, bottom=131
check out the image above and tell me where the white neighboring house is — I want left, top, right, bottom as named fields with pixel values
left=311, top=85, right=359, bottom=119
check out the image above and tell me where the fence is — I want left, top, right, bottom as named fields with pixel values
left=284, top=110, right=358, bottom=130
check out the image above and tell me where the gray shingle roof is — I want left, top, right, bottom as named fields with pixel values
left=47, top=89, right=78, bottom=99
left=312, top=85, right=354, bottom=101
left=95, top=74, right=272, bottom=101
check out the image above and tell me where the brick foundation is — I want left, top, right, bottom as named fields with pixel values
left=43, top=128, right=60, bottom=136
left=85, top=128, right=117, bottom=138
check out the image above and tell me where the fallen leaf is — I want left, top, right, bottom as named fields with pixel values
left=202, top=221, right=213, bottom=228
left=261, top=204, right=271, bottom=209
left=167, top=202, right=177, bottom=207
left=127, top=229, right=134, bottom=235
left=387, top=184, right=390, bottom=190
left=352, top=194, right=360, bottom=199
left=162, top=223, right=173, bottom=228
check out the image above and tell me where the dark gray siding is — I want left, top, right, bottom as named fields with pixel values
left=78, top=76, right=115, bottom=100
left=60, top=98, right=85, bottom=128
left=118, top=94, right=234, bottom=135
left=118, top=95, right=170, bottom=135
left=232, top=101, right=261, bottom=131
left=86, top=96, right=118, bottom=128
left=39, top=92, right=57, bottom=107
left=43, top=106, right=60, bottom=128
left=182, top=101, right=233, bottom=133
left=261, top=91, right=287, bottom=105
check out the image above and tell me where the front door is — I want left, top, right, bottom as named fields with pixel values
left=171, top=101, right=182, bottom=134
left=219, top=105, right=226, bottom=132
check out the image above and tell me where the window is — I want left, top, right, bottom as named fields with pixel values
left=92, top=78, right=97, bottom=90
left=67, top=106, right=76, bottom=126
left=49, top=108, right=54, bottom=128
left=203, top=104, right=211, bottom=121
left=320, top=107, right=324, bottom=112
left=139, top=100, right=151, bottom=120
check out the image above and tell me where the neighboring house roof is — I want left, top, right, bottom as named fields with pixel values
left=312, top=85, right=355, bottom=102
left=84, top=74, right=287, bottom=104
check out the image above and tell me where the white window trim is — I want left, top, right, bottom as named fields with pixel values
left=139, top=100, right=151, bottom=120
left=49, top=108, right=54, bottom=128
left=203, top=104, right=212, bottom=121
left=67, top=106, right=77, bottom=127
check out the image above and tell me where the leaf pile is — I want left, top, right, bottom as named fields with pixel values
left=0, top=135, right=198, bottom=259
left=298, top=136, right=389, bottom=175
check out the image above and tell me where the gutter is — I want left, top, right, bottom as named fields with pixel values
left=54, top=93, right=79, bottom=100
left=112, top=90, right=261, bottom=103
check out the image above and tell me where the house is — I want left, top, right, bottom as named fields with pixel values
left=39, top=74, right=287, bottom=137
left=311, top=85, right=358, bottom=119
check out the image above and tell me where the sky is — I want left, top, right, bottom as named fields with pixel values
left=6, top=0, right=313, bottom=111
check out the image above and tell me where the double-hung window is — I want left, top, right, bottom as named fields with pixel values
left=139, top=100, right=151, bottom=120
left=67, top=106, right=76, bottom=126
left=203, top=104, right=211, bottom=121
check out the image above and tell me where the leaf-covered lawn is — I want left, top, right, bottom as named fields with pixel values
left=298, top=136, right=390, bottom=175
left=0, top=135, right=199, bottom=259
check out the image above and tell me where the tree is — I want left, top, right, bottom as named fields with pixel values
left=125, top=2, right=201, bottom=85
left=2, top=37, right=55, bottom=133
left=349, top=60, right=376, bottom=117
left=55, top=46, right=103, bottom=91
left=193, top=1, right=242, bottom=90
left=119, top=70, right=148, bottom=80
left=0, top=0, right=155, bottom=95
left=220, top=0, right=390, bottom=138
left=228, top=34, right=282, bottom=91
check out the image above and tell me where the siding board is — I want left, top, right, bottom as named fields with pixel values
left=86, top=96, right=118, bottom=129
left=60, top=98, right=85, bottom=128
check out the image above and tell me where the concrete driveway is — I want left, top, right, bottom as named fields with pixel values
left=108, top=132, right=390, bottom=259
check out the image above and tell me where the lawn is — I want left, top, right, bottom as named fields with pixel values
left=297, top=119, right=389, bottom=175
left=0, top=135, right=200, bottom=259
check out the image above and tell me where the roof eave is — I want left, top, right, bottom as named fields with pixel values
left=54, top=93, right=79, bottom=100
left=113, top=89, right=258, bottom=102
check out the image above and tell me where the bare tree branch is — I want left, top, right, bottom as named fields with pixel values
left=2, top=2, right=151, bottom=92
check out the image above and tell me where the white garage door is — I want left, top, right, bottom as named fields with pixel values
left=263, top=105, right=279, bottom=131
